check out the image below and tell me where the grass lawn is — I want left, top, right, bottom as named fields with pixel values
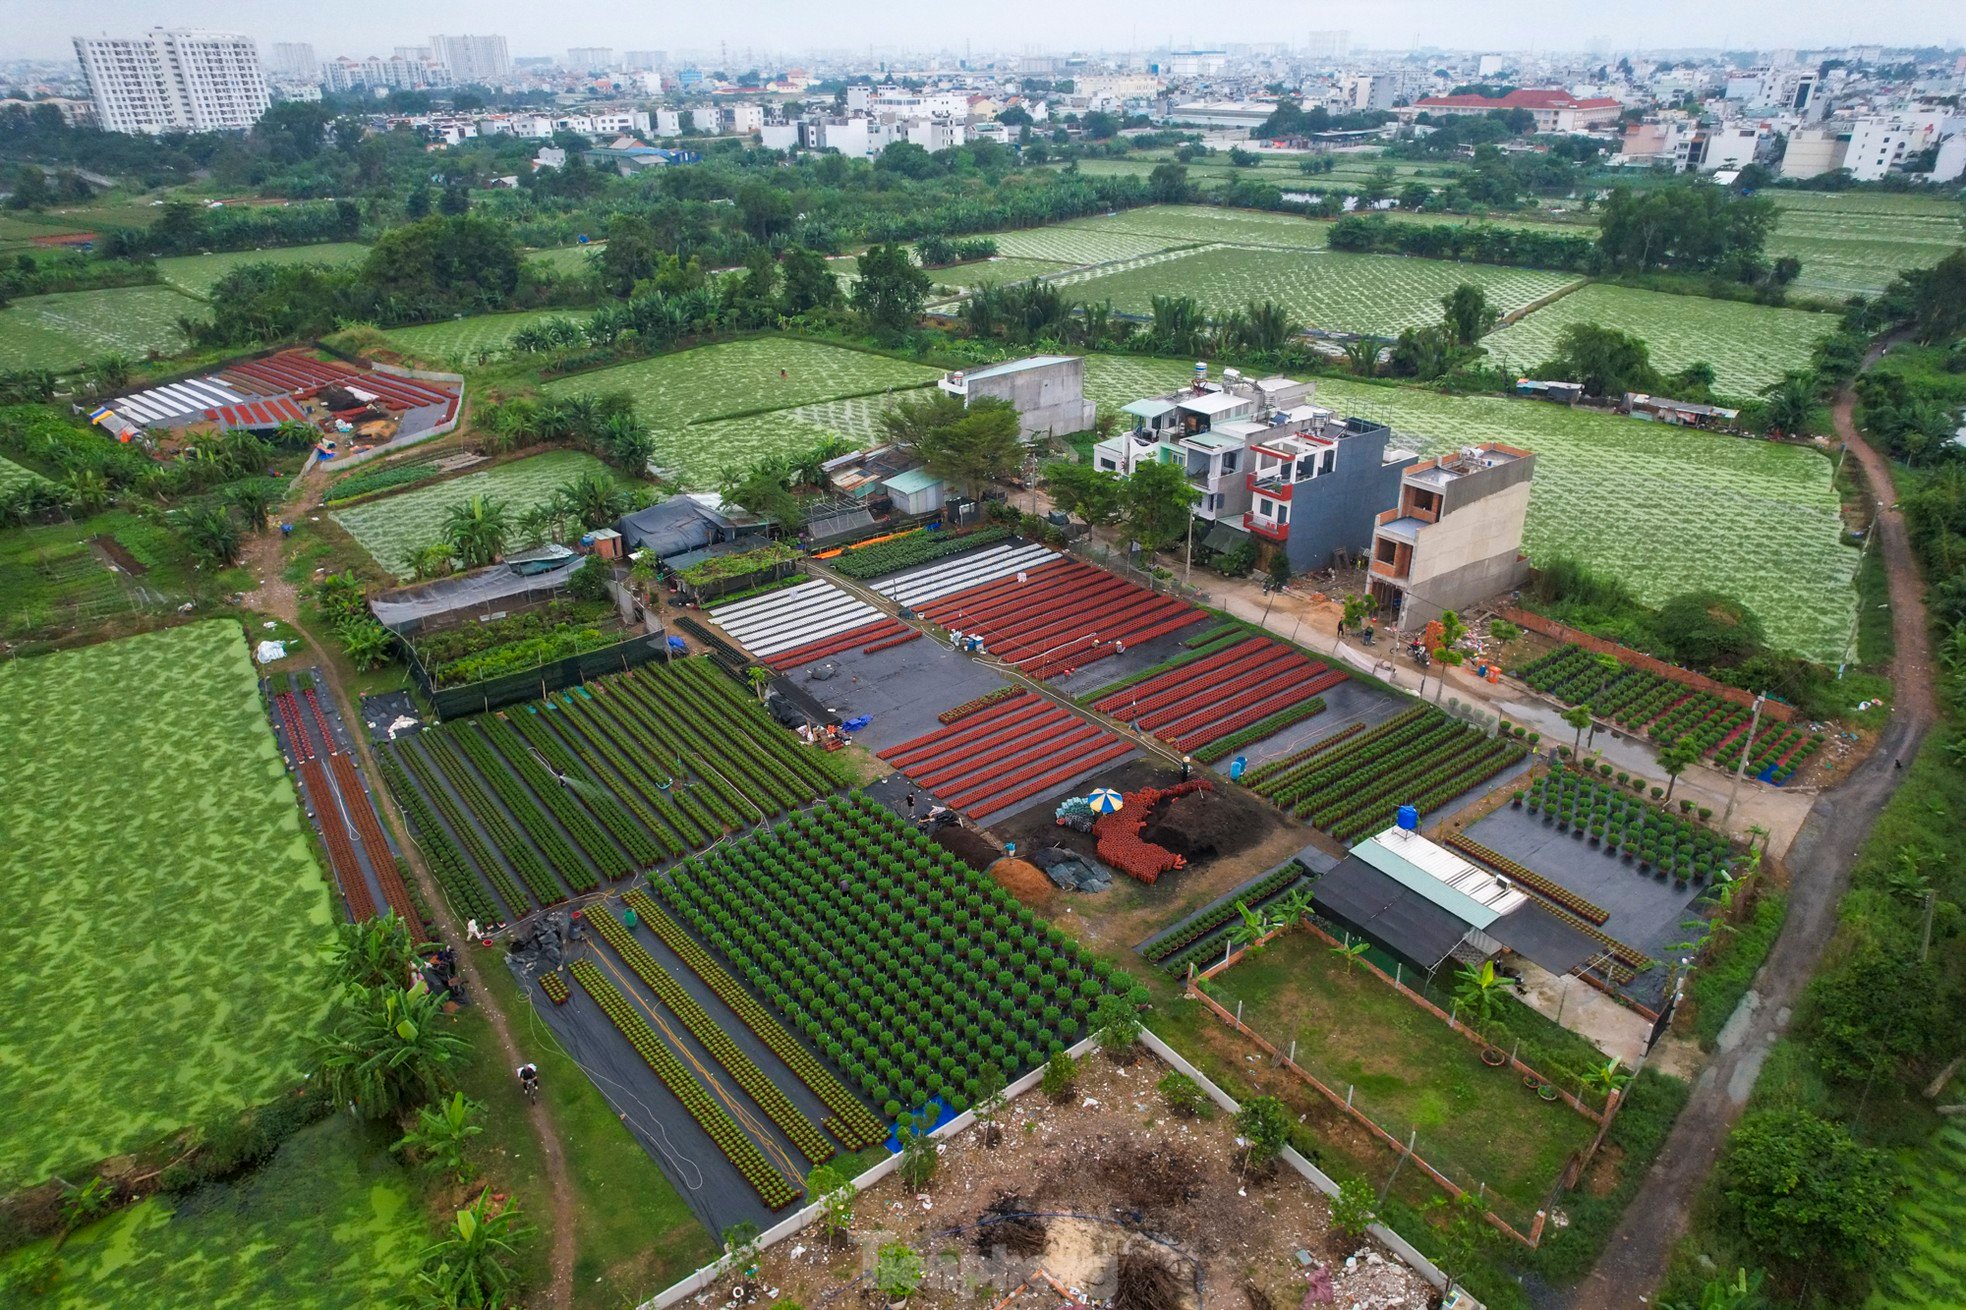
left=0, top=621, right=335, bottom=1184
left=1485, top=283, right=1838, bottom=400
left=1081, top=355, right=1855, bottom=662
left=1203, top=930, right=1599, bottom=1219
left=1054, top=244, right=1579, bottom=338
left=0, top=1116, right=423, bottom=1309
left=154, top=242, right=370, bottom=298
left=329, top=449, right=615, bottom=578
left=0, top=284, right=205, bottom=372
left=542, top=337, right=940, bottom=428
left=380, top=309, right=582, bottom=368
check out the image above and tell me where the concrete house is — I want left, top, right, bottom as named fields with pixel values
left=937, top=355, right=1096, bottom=440
left=1367, top=443, right=1535, bottom=630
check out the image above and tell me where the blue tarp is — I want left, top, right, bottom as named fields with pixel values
left=884, top=1096, right=956, bottom=1153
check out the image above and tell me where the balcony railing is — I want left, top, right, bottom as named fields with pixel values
left=1244, top=512, right=1288, bottom=541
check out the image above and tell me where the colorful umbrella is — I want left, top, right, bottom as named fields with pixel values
left=1087, top=788, right=1124, bottom=814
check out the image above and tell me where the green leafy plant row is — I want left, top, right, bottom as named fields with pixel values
left=377, top=751, right=500, bottom=926
left=1192, top=697, right=1327, bottom=764
left=828, top=525, right=1013, bottom=580
left=1142, top=864, right=1304, bottom=962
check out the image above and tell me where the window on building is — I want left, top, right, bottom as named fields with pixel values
left=1375, top=537, right=1397, bottom=564
left=1221, top=451, right=1239, bottom=474
left=1320, top=449, right=1335, bottom=475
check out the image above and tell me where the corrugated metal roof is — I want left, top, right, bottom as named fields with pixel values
left=883, top=468, right=942, bottom=495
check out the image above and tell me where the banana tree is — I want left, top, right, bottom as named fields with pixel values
left=1453, top=959, right=1507, bottom=1025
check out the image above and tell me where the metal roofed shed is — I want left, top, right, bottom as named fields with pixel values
left=883, top=467, right=946, bottom=516
left=1311, top=854, right=1474, bottom=972
left=1122, top=398, right=1179, bottom=420
left=1178, top=390, right=1252, bottom=417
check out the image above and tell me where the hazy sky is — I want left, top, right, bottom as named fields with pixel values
left=23, top=0, right=1964, bottom=62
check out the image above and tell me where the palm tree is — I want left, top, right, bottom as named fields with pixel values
left=393, top=1092, right=484, bottom=1184
left=1342, top=337, right=1379, bottom=378
left=442, top=495, right=508, bottom=570
left=1242, top=299, right=1302, bottom=353
left=1758, top=371, right=1815, bottom=436
left=555, top=472, right=632, bottom=530
left=746, top=665, right=772, bottom=702
left=226, top=481, right=278, bottom=533
left=418, top=1188, right=532, bottom=1310
left=88, top=353, right=132, bottom=396
left=1562, top=703, right=1594, bottom=760
left=313, top=982, right=467, bottom=1121
left=182, top=507, right=241, bottom=568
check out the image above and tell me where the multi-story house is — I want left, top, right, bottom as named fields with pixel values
left=1367, top=443, right=1535, bottom=630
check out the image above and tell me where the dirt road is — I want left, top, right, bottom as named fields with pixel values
left=1568, top=350, right=1937, bottom=1307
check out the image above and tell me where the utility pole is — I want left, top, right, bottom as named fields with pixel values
left=1184, top=513, right=1195, bottom=584
left=1721, top=692, right=1765, bottom=830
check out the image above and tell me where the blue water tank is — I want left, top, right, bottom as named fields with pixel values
left=1396, top=805, right=1419, bottom=830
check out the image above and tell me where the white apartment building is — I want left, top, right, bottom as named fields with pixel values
left=655, top=108, right=689, bottom=136
left=722, top=103, right=765, bottom=135
left=74, top=29, right=270, bottom=133
left=567, top=48, right=614, bottom=71
left=270, top=42, right=317, bottom=81
left=1344, top=73, right=1400, bottom=112
left=429, top=34, right=510, bottom=85
left=1845, top=117, right=1916, bottom=181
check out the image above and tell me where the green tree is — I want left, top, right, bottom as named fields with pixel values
left=1561, top=702, right=1594, bottom=758
left=897, top=1108, right=938, bottom=1188
left=1453, top=958, right=1506, bottom=1024
left=1717, top=1109, right=1900, bottom=1290
left=226, top=480, right=278, bottom=532
left=1329, top=1176, right=1378, bottom=1239
left=879, top=390, right=968, bottom=448
left=1042, top=459, right=1123, bottom=528
left=1266, top=550, right=1293, bottom=589
left=337, top=617, right=396, bottom=672
left=778, top=246, right=841, bottom=315
left=330, top=911, right=428, bottom=991
left=418, top=1188, right=532, bottom=1310
left=66, top=468, right=110, bottom=515
left=1658, top=734, right=1700, bottom=802
left=1539, top=322, right=1661, bottom=398
left=1148, top=161, right=1193, bottom=203
left=1091, top=989, right=1143, bottom=1059
left=554, top=472, right=632, bottom=530
left=313, top=983, right=468, bottom=1120
left=393, top=1092, right=485, bottom=1184
left=1440, top=283, right=1497, bottom=347
left=1341, top=594, right=1376, bottom=633
left=911, top=397, right=1023, bottom=501
left=409, top=543, right=454, bottom=581
left=1121, top=458, right=1199, bottom=553
left=1233, top=1095, right=1292, bottom=1168
left=1041, top=1049, right=1078, bottom=1101
left=1660, top=1268, right=1768, bottom=1310
left=873, top=1242, right=924, bottom=1301
left=566, top=554, right=612, bottom=602
left=1758, top=370, right=1817, bottom=435
left=1807, top=946, right=1940, bottom=1085
left=181, top=506, right=241, bottom=568
left=442, top=495, right=508, bottom=570
left=805, top=1163, right=855, bottom=1240
left=850, top=241, right=932, bottom=337
left=1654, top=591, right=1764, bottom=667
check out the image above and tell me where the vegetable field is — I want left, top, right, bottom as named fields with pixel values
left=1060, top=204, right=1335, bottom=250
left=1767, top=191, right=1965, bottom=296
left=542, top=338, right=939, bottom=427
left=329, top=449, right=610, bottom=577
left=1485, top=283, right=1835, bottom=399
left=154, top=242, right=370, bottom=297
left=0, top=1116, right=422, bottom=1310
left=0, top=453, right=51, bottom=494
left=665, top=390, right=918, bottom=487
left=1080, top=356, right=1857, bottom=662
left=1866, top=1121, right=1966, bottom=1310
left=988, top=225, right=1190, bottom=266
left=0, top=622, right=334, bottom=1184
left=1241, top=704, right=1525, bottom=842
left=0, top=284, right=203, bottom=372
left=926, top=256, right=1075, bottom=290
left=1054, top=245, right=1579, bottom=338
left=380, top=309, right=580, bottom=366
left=527, top=241, right=605, bottom=274
left=384, top=658, right=844, bottom=921
left=646, top=793, right=1123, bottom=1117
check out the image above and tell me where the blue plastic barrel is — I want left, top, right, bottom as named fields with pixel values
left=1396, top=804, right=1419, bottom=830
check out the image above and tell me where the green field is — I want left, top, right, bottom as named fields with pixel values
left=1867, top=1119, right=1966, bottom=1309
left=0, top=284, right=204, bottom=372
left=989, top=224, right=1191, bottom=265
left=0, top=453, right=52, bottom=493
left=527, top=241, right=605, bottom=274
left=0, top=511, right=188, bottom=640
left=155, top=242, right=370, bottom=297
left=1765, top=191, right=1965, bottom=296
left=1054, top=244, right=1578, bottom=338
left=1486, top=283, right=1838, bottom=399
left=0, top=1116, right=423, bottom=1309
left=379, top=309, right=581, bottom=366
left=1083, top=355, right=1854, bottom=661
left=0, top=622, right=334, bottom=1184
left=330, top=449, right=614, bottom=577
left=671, top=391, right=918, bottom=484
left=544, top=337, right=939, bottom=428
left=925, top=256, right=1075, bottom=291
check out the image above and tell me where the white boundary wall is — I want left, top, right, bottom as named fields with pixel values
left=634, top=1029, right=1458, bottom=1310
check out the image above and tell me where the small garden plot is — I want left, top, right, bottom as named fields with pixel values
left=0, top=284, right=202, bottom=372
left=1060, top=203, right=1334, bottom=249
left=1866, top=1120, right=1966, bottom=1310
left=379, top=309, right=578, bottom=366
left=0, top=1115, right=422, bottom=1310
left=1200, top=927, right=1601, bottom=1227
left=709, top=577, right=909, bottom=667
left=1056, top=245, right=1578, bottom=338
left=872, top=540, right=1062, bottom=609
left=1080, top=355, right=1858, bottom=663
left=1089, top=634, right=1349, bottom=755
left=822, top=524, right=1012, bottom=580
left=1515, top=768, right=1740, bottom=887
left=526, top=241, right=604, bottom=275
left=154, top=241, right=369, bottom=297
left=878, top=688, right=1134, bottom=821
left=925, top=255, right=1074, bottom=290
left=1485, top=283, right=1835, bottom=400
left=909, top=558, right=1206, bottom=680
left=329, top=449, right=610, bottom=578
left=0, top=622, right=334, bottom=1184
left=986, top=224, right=1190, bottom=265
left=542, top=337, right=940, bottom=428
left=1517, top=644, right=1824, bottom=782
left=646, top=793, right=1125, bottom=1118
left=1243, top=704, right=1526, bottom=843
left=1140, top=863, right=1310, bottom=978
left=382, top=657, right=843, bottom=917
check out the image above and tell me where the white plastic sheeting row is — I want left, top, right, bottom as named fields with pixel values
left=873, top=543, right=1062, bottom=610
left=709, top=579, right=885, bottom=658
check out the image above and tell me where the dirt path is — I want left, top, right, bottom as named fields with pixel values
left=1567, top=343, right=1937, bottom=1309
left=245, top=466, right=580, bottom=1310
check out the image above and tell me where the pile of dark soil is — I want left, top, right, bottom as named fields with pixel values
left=1144, top=788, right=1263, bottom=861
left=932, top=823, right=1000, bottom=870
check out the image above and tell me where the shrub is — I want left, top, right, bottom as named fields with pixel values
left=1156, top=1071, right=1211, bottom=1118
left=1041, top=1050, right=1078, bottom=1102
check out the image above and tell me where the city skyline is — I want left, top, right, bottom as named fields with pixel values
left=22, top=0, right=1963, bottom=63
